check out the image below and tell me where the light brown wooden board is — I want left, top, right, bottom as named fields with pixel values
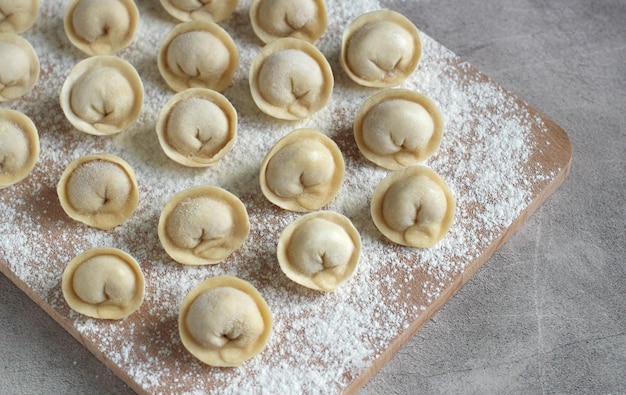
left=0, top=1, right=572, bottom=394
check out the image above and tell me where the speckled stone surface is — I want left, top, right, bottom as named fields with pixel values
left=1, top=0, right=624, bottom=393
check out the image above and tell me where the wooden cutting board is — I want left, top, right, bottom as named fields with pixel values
left=0, top=1, right=572, bottom=393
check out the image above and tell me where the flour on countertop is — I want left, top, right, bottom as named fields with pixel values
left=0, top=0, right=554, bottom=393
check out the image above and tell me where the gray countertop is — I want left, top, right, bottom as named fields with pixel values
left=1, top=0, right=624, bottom=393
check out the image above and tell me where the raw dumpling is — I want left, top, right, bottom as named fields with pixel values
left=60, top=55, right=144, bottom=136
left=341, top=10, right=421, bottom=87
left=354, top=89, right=443, bottom=170
left=0, top=0, right=40, bottom=33
left=249, top=37, right=333, bottom=120
left=160, top=0, right=239, bottom=23
left=0, top=33, right=39, bottom=102
left=156, top=88, right=237, bottom=167
left=158, top=21, right=239, bottom=93
left=371, top=165, right=455, bottom=248
left=277, top=211, right=361, bottom=292
left=250, top=0, right=327, bottom=44
left=179, top=275, right=272, bottom=367
left=0, top=109, right=39, bottom=189
left=62, top=247, right=145, bottom=320
left=64, top=0, right=139, bottom=56
left=158, top=185, right=250, bottom=265
left=57, top=153, right=139, bottom=230
left=259, top=128, right=344, bottom=212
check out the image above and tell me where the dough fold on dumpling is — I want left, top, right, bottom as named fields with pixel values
left=259, top=128, right=344, bottom=212
left=179, top=275, right=272, bottom=367
left=60, top=55, right=144, bottom=136
left=0, top=0, right=40, bottom=33
left=249, top=38, right=333, bottom=120
left=64, top=0, right=139, bottom=55
left=57, top=153, right=139, bottom=230
left=160, top=0, right=239, bottom=23
left=0, top=109, right=39, bottom=189
left=0, top=33, right=39, bottom=102
left=371, top=165, right=455, bottom=248
left=62, top=247, right=145, bottom=319
left=277, top=211, right=361, bottom=292
left=250, top=0, right=327, bottom=44
left=341, top=10, right=421, bottom=87
left=158, top=185, right=250, bottom=265
left=354, top=89, right=444, bottom=170
left=158, top=21, right=239, bottom=92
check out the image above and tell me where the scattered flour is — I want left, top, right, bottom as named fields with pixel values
left=0, top=0, right=556, bottom=394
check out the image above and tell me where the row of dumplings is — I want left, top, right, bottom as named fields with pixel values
left=61, top=245, right=272, bottom=367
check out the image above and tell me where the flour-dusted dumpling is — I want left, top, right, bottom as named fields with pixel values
left=64, top=0, right=139, bottom=56
left=156, top=88, right=237, bottom=167
left=250, top=0, right=327, bottom=44
left=0, top=33, right=39, bottom=102
left=158, top=185, right=250, bottom=265
left=0, top=109, right=39, bottom=189
left=354, top=89, right=443, bottom=170
left=277, top=211, right=360, bottom=292
left=179, top=275, right=272, bottom=367
left=160, top=0, right=239, bottom=23
left=260, top=128, right=344, bottom=212
left=249, top=38, right=333, bottom=120
left=57, top=153, right=139, bottom=230
left=62, top=247, right=145, bottom=320
left=341, top=10, right=421, bottom=88
left=158, top=21, right=239, bottom=93
left=60, top=55, right=144, bottom=136
left=371, top=165, right=455, bottom=248
left=0, top=0, right=40, bottom=33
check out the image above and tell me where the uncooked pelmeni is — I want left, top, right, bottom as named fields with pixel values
left=277, top=211, right=361, bottom=292
left=160, top=0, right=239, bottom=23
left=64, top=0, right=139, bottom=56
left=250, top=0, right=327, bottom=44
left=260, top=128, right=344, bottom=212
left=0, top=33, right=39, bottom=102
left=158, top=21, right=239, bottom=93
left=57, top=153, right=139, bottom=230
left=156, top=88, right=237, bottom=167
left=158, top=185, right=250, bottom=265
left=354, top=89, right=443, bottom=170
left=59, top=55, right=144, bottom=136
left=371, top=165, right=455, bottom=248
left=0, top=0, right=40, bottom=33
left=249, top=37, right=333, bottom=120
left=341, top=10, right=421, bottom=87
left=179, top=276, right=272, bottom=367
left=62, top=247, right=145, bottom=320
left=0, top=109, right=39, bottom=189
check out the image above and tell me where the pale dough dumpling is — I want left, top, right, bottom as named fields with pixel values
left=64, top=0, right=139, bottom=56
left=60, top=55, right=144, bottom=136
left=62, top=247, right=145, bottom=320
left=249, top=38, right=333, bottom=120
left=277, top=211, right=361, bottom=292
left=371, top=165, right=455, bottom=248
left=260, top=128, right=344, bottom=212
left=160, top=0, right=239, bottom=23
left=0, top=33, right=39, bottom=102
left=341, top=10, right=421, bottom=87
left=0, top=109, right=39, bottom=189
left=179, top=275, right=272, bottom=367
left=158, top=185, right=250, bottom=265
left=0, top=0, right=40, bottom=33
left=57, top=153, right=139, bottom=230
left=156, top=88, right=237, bottom=167
left=158, top=21, right=239, bottom=93
left=250, top=0, right=327, bottom=44
left=354, top=89, right=444, bottom=170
